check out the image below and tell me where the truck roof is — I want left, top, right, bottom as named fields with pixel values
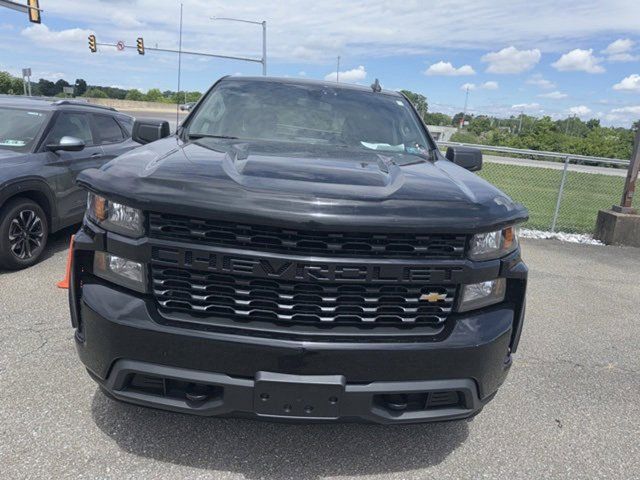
left=219, top=76, right=402, bottom=97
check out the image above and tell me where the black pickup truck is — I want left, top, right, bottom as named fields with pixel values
left=69, top=76, right=528, bottom=424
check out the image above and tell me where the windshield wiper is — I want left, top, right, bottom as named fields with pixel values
left=187, top=133, right=240, bottom=140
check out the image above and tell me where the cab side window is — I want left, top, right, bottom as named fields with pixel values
left=93, top=114, right=125, bottom=144
left=47, top=112, right=93, bottom=145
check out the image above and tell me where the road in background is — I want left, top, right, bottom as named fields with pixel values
left=1, top=236, right=638, bottom=479
left=121, top=109, right=188, bottom=133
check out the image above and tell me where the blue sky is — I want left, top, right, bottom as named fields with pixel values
left=1, top=0, right=640, bottom=126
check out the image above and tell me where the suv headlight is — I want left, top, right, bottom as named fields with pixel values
left=86, top=192, right=144, bottom=237
left=468, top=226, right=519, bottom=261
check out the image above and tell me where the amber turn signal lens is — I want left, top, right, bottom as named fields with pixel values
left=503, top=226, right=515, bottom=250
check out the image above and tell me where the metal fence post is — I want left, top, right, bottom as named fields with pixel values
left=550, top=156, right=570, bottom=232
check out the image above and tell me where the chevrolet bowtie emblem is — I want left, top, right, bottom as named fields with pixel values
left=420, top=292, right=447, bottom=302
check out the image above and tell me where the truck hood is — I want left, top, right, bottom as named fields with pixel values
left=78, top=137, right=527, bottom=233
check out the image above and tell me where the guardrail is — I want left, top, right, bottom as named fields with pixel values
left=438, top=141, right=630, bottom=166
left=436, top=141, right=634, bottom=234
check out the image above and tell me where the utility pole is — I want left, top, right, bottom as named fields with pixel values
left=565, top=114, right=576, bottom=135
left=176, top=2, right=183, bottom=127
left=262, top=20, right=267, bottom=76
left=518, top=111, right=524, bottom=134
left=459, top=86, right=470, bottom=129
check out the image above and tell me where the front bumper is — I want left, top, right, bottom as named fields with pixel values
left=73, top=279, right=519, bottom=424
left=69, top=226, right=526, bottom=424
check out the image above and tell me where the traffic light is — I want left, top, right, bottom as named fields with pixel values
left=27, top=0, right=41, bottom=24
left=136, top=37, right=145, bottom=55
left=88, top=34, right=97, bottom=53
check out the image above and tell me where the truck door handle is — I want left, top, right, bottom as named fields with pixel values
left=91, top=153, right=102, bottom=158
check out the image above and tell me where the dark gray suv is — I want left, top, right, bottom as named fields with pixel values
left=0, top=97, right=139, bottom=269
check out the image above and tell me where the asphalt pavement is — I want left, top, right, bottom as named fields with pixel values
left=1, top=232, right=639, bottom=479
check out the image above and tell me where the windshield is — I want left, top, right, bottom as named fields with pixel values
left=0, top=108, right=48, bottom=153
left=187, top=80, right=431, bottom=154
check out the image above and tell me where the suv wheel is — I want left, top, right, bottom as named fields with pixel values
left=0, top=198, right=49, bottom=270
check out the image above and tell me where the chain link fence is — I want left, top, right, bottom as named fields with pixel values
left=438, top=142, right=635, bottom=234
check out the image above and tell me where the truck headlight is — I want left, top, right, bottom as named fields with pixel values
left=468, top=226, right=518, bottom=261
left=458, top=278, right=506, bottom=312
left=87, top=192, right=144, bottom=238
left=94, top=251, right=147, bottom=293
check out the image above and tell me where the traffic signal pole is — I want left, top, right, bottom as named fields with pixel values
left=0, top=0, right=41, bottom=23
left=92, top=41, right=264, bottom=67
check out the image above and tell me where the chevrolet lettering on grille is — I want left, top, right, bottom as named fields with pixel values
left=151, top=246, right=463, bottom=284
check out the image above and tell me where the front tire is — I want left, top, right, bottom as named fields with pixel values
left=0, top=198, right=49, bottom=270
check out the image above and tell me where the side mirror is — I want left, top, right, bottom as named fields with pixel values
left=445, top=146, right=482, bottom=171
left=46, top=136, right=85, bottom=152
left=132, top=118, right=171, bottom=145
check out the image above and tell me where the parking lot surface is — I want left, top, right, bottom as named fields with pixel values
left=1, top=231, right=639, bottom=479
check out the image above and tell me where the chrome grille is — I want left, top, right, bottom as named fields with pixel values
left=152, top=266, right=456, bottom=327
left=149, top=212, right=467, bottom=259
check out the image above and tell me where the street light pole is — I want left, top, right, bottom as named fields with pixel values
left=262, top=21, right=267, bottom=76
left=176, top=2, right=183, bottom=127
left=211, top=16, right=267, bottom=75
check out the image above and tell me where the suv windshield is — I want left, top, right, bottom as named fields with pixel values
left=0, top=108, right=48, bottom=153
left=187, top=80, right=431, bottom=154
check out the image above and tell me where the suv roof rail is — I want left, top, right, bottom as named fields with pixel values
left=53, top=100, right=117, bottom=112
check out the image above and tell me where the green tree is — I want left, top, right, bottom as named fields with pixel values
left=54, top=79, right=70, bottom=95
left=74, top=79, right=87, bottom=96
left=0, top=71, right=20, bottom=94
left=469, top=116, right=492, bottom=136
left=452, top=112, right=471, bottom=127
left=83, top=88, right=108, bottom=98
left=125, top=89, right=145, bottom=101
left=424, top=112, right=452, bottom=126
left=399, top=90, right=428, bottom=119
left=144, top=88, right=164, bottom=102
left=185, top=91, right=202, bottom=103
left=37, top=78, right=57, bottom=96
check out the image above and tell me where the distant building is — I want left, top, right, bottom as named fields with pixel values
left=427, top=125, right=457, bottom=142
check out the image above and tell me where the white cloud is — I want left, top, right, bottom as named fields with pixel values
left=551, top=49, right=605, bottom=73
left=603, top=38, right=634, bottom=55
left=568, top=105, right=592, bottom=117
left=461, top=81, right=498, bottom=91
left=602, top=38, right=637, bottom=61
left=538, top=91, right=568, bottom=99
left=424, top=61, right=475, bottom=76
left=526, top=74, right=555, bottom=89
left=11, top=1, right=640, bottom=66
left=40, top=72, right=67, bottom=81
left=21, top=24, right=92, bottom=52
left=512, top=103, right=541, bottom=111
left=613, top=74, right=640, bottom=92
left=481, top=46, right=541, bottom=74
left=324, top=65, right=366, bottom=83
left=602, top=105, right=640, bottom=126
left=610, top=105, right=640, bottom=115
left=110, top=11, right=144, bottom=29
